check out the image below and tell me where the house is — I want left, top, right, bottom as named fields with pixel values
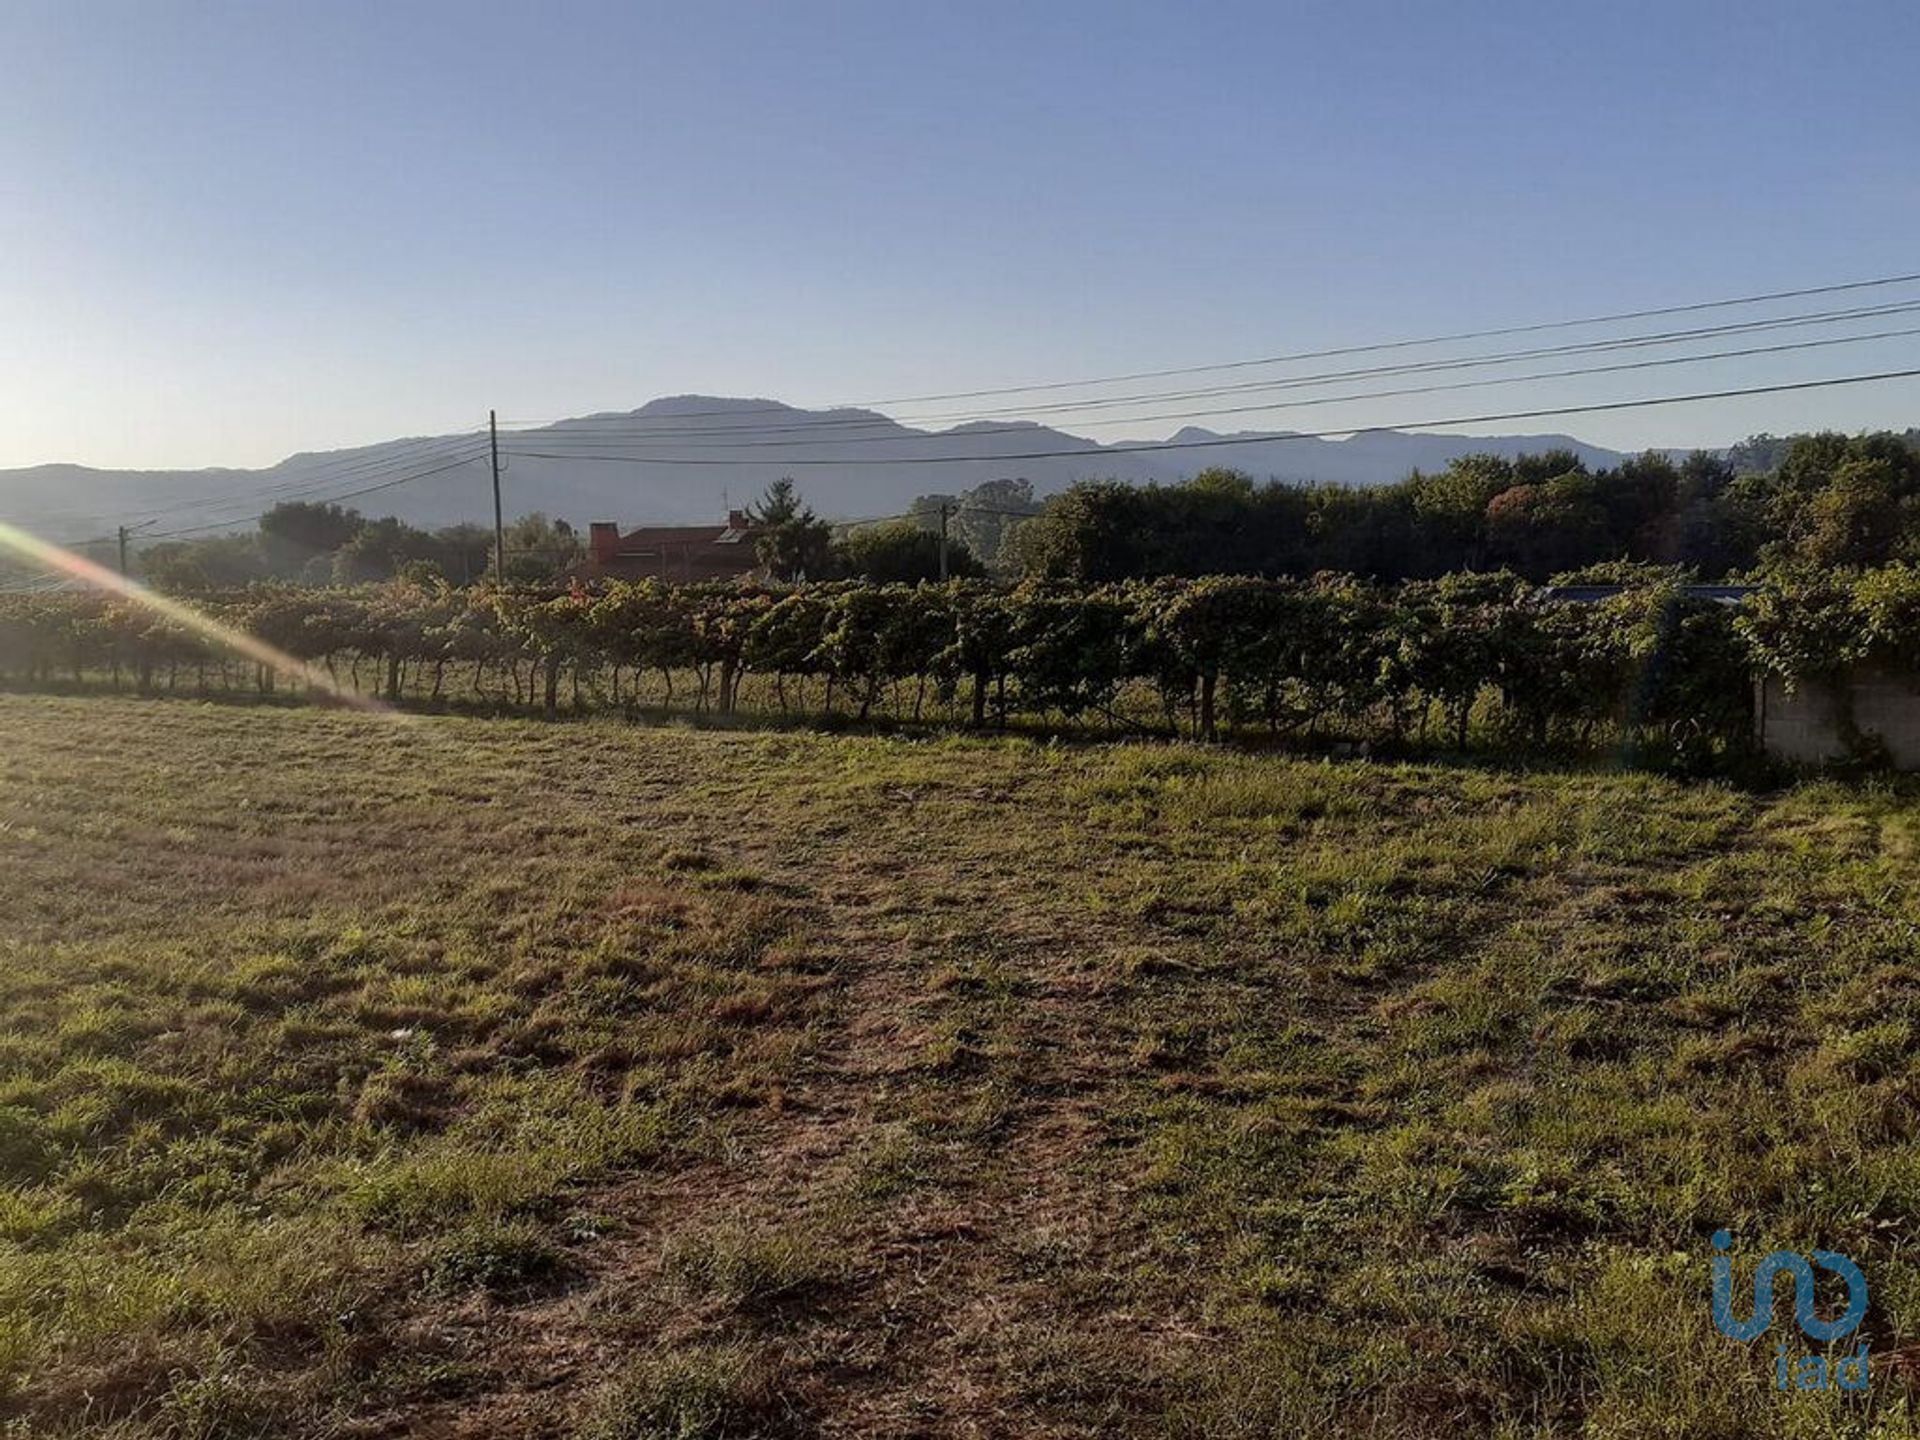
left=574, top=510, right=763, bottom=584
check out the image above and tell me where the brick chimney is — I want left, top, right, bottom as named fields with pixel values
left=589, top=522, right=622, bottom=564
left=727, top=508, right=750, bottom=530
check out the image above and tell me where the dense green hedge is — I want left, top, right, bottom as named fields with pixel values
left=10, top=566, right=1867, bottom=769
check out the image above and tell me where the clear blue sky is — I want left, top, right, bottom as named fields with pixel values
left=3, top=0, right=1918, bottom=470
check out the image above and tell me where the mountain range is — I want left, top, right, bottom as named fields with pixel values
left=0, top=396, right=1652, bottom=544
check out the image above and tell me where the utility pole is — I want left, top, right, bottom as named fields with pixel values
left=938, top=502, right=953, bottom=582
left=489, top=409, right=505, bottom=583
left=115, top=520, right=152, bottom=579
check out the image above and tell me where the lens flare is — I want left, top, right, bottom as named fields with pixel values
left=0, top=522, right=386, bottom=711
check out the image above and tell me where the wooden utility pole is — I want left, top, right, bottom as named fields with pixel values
left=938, top=502, right=953, bottom=582
left=489, top=409, right=505, bottom=582
left=113, top=520, right=155, bottom=578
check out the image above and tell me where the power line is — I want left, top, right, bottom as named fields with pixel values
left=17, top=438, right=491, bottom=556
left=865, top=302, right=1920, bottom=423
left=493, top=298, right=1920, bottom=445
left=847, top=271, right=1920, bottom=406
left=120, top=432, right=493, bottom=524
left=0, top=432, right=492, bottom=547
left=501, top=366, right=1920, bottom=468
left=495, top=268, right=1920, bottom=429
left=0, top=574, right=86, bottom=594
left=6, top=431, right=493, bottom=534
left=140, top=440, right=493, bottom=535
left=500, top=323, right=1920, bottom=458
left=142, top=451, right=490, bottom=540
left=211, top=431, right=489, bottom=497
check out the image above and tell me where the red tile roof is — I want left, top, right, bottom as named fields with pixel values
left=577, top=518, right=765, bottom=582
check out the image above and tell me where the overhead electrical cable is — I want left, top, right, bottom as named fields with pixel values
left=833, top=271, right=1920, bottom=405
left=142, top=451, right=491, bottom=540
left=499, top=324, right=1920, bottom=457
left=501, top=367, right=1920, bottom=467
left=117, top=431, right=493, bottom=522
left=137, top=440, right=493, bottom=533
left=494, top=299, right=1920, bottom=445
left=494, top=268, right=1920, bottom=431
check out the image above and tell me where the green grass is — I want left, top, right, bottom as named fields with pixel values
left=0, top=693, right=1915, bottom=1436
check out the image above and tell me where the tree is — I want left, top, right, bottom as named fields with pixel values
left=1658, top=451, right=1741, bottom=571
left=431, top=523, right=496, bottom=585
left=944, top=478, right=1042, bottom=573
left=1797, top=457, right=1903, bottom=568
left=1307, top=482, right=1424, bottom=578
left=750, top=477, right=806, bottom=526
left=1410, top=454, right=1514, bottom=568
left=259, top=502, right=364, bottom=576
left=835, top=520, right=985, bottom=583
left=1484, top=472, right=1609, bottom=579
left=1012, top=472, right=1310, bottom=582
left=494, top=513, right=582, bottom=583
left=750, top=479, right=833, bottom=581
left=142, top=535, right=270, bottom=592
left=1749, top=434, right=1920, bottom=572
left=1727, top=433, right=1793, bottom=475
left=1012, top=481, right=1153, bottom=581
left=1599, top=453, right=1679, bottom=559
left=1512, top=449, right=1590, bottom=487
left=332, top=517, right=443, bottom=584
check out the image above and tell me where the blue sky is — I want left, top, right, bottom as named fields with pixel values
left=3, top=0, right=1918, bottom=469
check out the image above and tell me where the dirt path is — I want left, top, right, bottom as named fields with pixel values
left=366, top=770, right=1181, bottom=1438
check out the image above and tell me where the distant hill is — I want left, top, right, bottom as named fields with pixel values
left=0, top=395, right=1643, bottom=541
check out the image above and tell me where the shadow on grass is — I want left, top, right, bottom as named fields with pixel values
left=0, top=676, right=1833, bottom=793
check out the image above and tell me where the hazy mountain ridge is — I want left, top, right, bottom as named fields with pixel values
left=0, top=396, right=1645, bottom=541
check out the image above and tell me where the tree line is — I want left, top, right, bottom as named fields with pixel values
left=135, top=506, right=586, bottom=590
left=86, top=430, right=1920, bottom=595
left=106, top=480, right=1008, bottom=593
left=1011, top=430, right=1920, bottom=582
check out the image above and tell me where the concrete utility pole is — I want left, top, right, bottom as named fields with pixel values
left=938, top=502, right=953, bottom=582
left=117, top=526, right=129, bottom=578
left=489, top=409, right=506, bottom=582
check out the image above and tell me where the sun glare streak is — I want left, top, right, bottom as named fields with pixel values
left=0, top=522, right=388, bottom=712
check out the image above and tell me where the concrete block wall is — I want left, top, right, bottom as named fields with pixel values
left=1757, top=666, right=1920, bottom=768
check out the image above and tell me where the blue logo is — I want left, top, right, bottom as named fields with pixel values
left=1711, top=1229, right=1870, bottom=1392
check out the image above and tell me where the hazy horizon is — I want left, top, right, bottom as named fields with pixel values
left=0, top=395, right=1820, bottom=479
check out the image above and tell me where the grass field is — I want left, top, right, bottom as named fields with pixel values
left=1, top=693, right=1916, bottom=1438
